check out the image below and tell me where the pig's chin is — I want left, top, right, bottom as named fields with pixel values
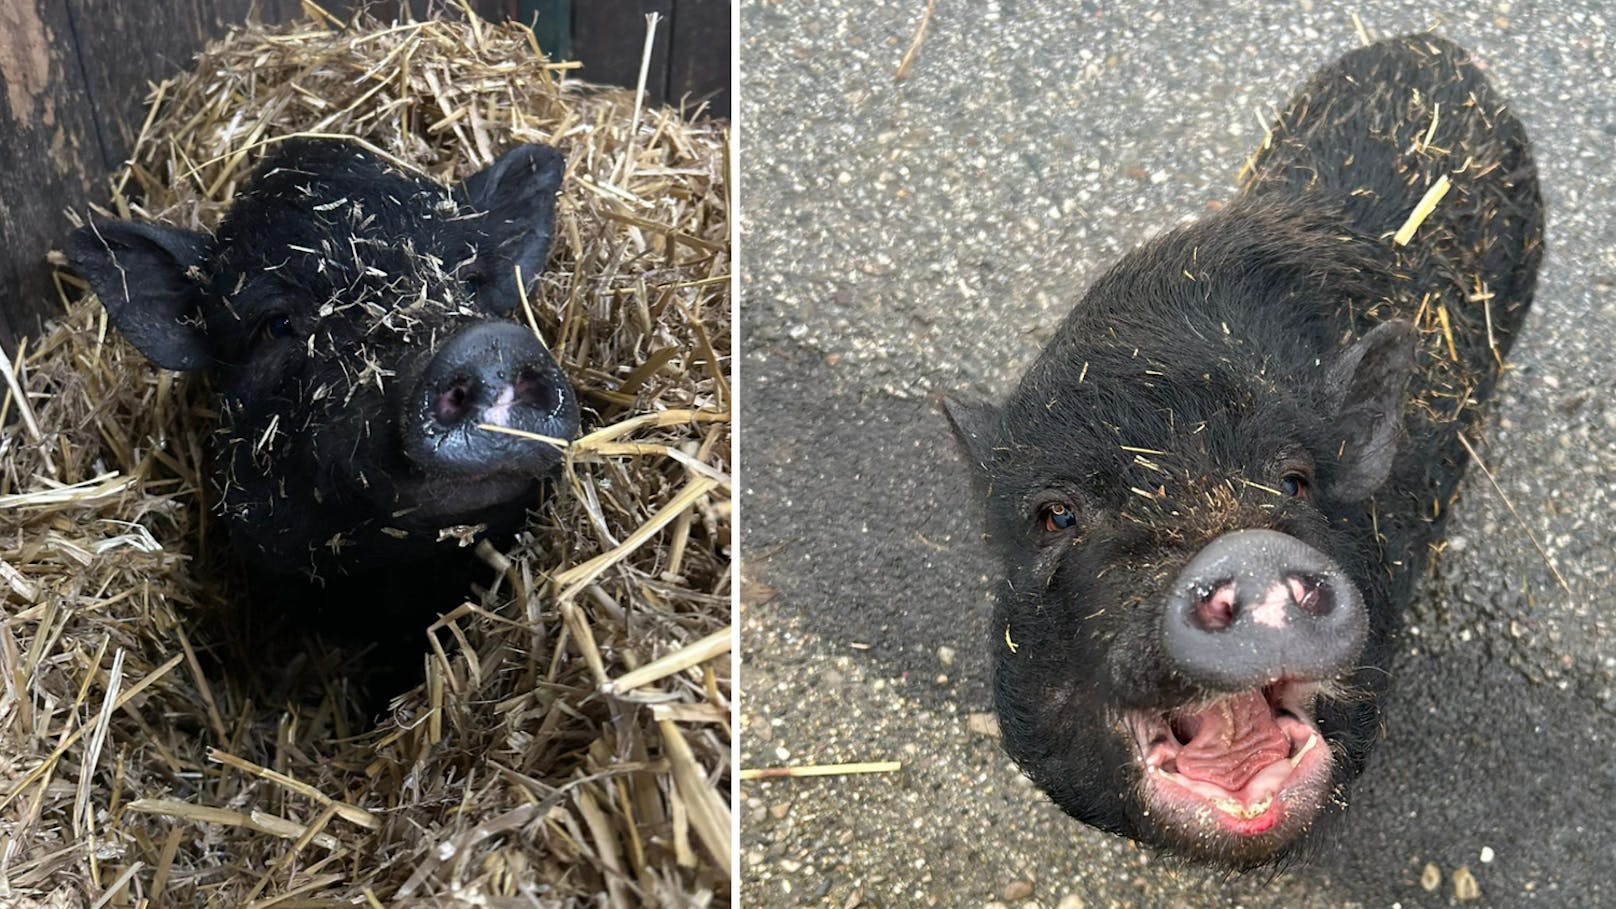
left=389, top=471, right=542, bottom=526
left=1126, top=679, right=1332, bottom=862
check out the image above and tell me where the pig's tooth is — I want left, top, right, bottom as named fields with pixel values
left=1289, top=733, right=1319, bottom=767
left=1212, top=793, right=1274, bottom=820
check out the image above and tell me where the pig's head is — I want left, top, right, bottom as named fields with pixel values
left=945, top=206, right=1416, bottom=866
left=70, top=137, right=580, bottom=577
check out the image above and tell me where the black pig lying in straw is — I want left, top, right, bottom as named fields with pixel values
left=946, top=35, right=1542, bottom=865
left=70, top=138, right=579, bottom=687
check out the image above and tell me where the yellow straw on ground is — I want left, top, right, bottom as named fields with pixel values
left=740, top=761, right=904, bottom=780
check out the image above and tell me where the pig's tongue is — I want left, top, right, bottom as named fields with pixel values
left=1173, top=691, right=1291, bottom=792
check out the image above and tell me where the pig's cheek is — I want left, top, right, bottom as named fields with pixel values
left=211, top=386, right=306, bottom=503
left=307, top=385, right=400, bottom=479
left=211, top=435, right=277, bottom=526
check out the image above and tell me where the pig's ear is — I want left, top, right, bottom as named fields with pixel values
left=943, top=395, right=1001, bottom=474
left=1322, top=319, right=1417, bottom=501
left=67, top=220, right=213, bottom=371
left=460, top=144, right=566, bottom=313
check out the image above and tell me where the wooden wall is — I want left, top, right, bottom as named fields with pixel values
left=560, top=0, right=731, bottom=119
left=0, top=0, right=730, bottom=354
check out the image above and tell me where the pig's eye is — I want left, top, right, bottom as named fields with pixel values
left=1279, top=474, right=1309, bottom=497
left=261, top=314, right=297, bottom=342
left=1042, top=503, right=1079, bottom=533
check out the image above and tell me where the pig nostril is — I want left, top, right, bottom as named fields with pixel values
left=433, top=377, right=477, bottom=425
left=1191, top=580, right=1237, bottom=631
left=1287, top=574, right=1334, bottom=615
left=514, top=364, right=561, bottom=413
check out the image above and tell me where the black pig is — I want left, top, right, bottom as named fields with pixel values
left=70, top=137, right=580, bottom=690
left=946, top=35, right=1541, bottom=866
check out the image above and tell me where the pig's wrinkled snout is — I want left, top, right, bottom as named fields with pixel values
left=1162, top=529, right=1366, bottom=691
left=406, top=321, right=579, bottom=476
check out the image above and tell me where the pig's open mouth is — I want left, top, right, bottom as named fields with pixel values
left=1128, top=679, right=1331, bottom=848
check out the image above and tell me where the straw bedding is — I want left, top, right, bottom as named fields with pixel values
left=0, top=6, right=731, bottom=906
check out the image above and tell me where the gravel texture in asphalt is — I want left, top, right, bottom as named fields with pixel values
left=740, top=2, right=1616, bottom=907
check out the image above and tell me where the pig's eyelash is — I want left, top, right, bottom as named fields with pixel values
left=1267, top=444, right=1314, bottom=475
left=1022, top=484, right=1089, bottom=516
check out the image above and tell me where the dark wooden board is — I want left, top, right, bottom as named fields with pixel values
left=69, top=0, right=265, bottom=161
left=0, top=0, right=108, bottom=351
left=520, top=0, right=573, bottom=61
left=572, top=0, right=673, bottom=104
left=667, top=0, right=729, bottom=118
left=568, top=0, right=729, bottom=117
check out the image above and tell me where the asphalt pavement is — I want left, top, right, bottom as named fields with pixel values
left=739, top=1, right=1616, bottom=906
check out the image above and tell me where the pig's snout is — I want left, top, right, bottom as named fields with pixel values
left=1161, top=529, right=1366, bottom=690
left=405, top=321, right=579, bottom=475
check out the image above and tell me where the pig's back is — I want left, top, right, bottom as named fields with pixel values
left=1242, top=33, right=1542, bottom=364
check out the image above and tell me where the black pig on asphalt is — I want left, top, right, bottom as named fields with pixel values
left=947, top=36, right=1541, bottom=866
left=70, top=137, right=579, bottom=682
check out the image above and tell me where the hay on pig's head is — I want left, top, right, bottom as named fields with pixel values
left=0, top=8, right=731, bottom=905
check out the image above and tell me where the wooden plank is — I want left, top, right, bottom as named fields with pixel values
left=565, top=1, right=729, bottom=117
left=572, top=0, right=672, bottom=103
left=668, top=0, right=729, bottom=118
left=68, top=0, right=264, bottom=161
left=0, top=0, right=106, bottom=352
left=517, top=0, right=572, bottom=60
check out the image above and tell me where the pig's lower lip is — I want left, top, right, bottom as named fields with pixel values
left=394, top=471, right=541, bottom=522
left=1128, top=679, right=1332, bottom=856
